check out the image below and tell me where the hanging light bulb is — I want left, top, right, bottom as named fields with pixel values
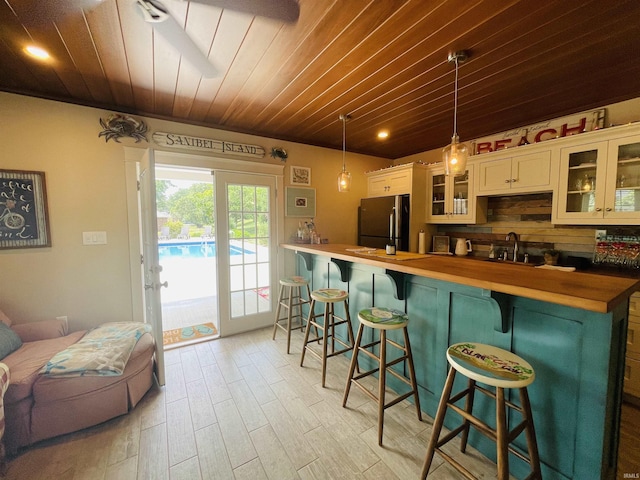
left=443, top=51, right=469, bottom=176
left=338, top=113, right=352, bottom=192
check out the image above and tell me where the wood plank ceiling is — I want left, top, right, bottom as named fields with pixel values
left=2, top=0, right=640, bottom=159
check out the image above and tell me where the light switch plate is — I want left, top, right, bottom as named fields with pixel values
left=82, top=231, right=107, bottom=245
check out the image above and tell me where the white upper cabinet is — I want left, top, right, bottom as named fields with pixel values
left=426, top=164, right=486, bottom=224
left=476, top=150, right=553, bottom=195
left=366, top=164, right=414, bottom=197
left=554, top=132, right=640, bottom=224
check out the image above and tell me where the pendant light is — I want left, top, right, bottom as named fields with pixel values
left=442, top=51, right=469, bottom=176
left=338, top=113, right=352, bottom=192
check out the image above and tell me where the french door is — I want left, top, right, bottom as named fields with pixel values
left=138, top=149, right=166, bottom=385
left=214, top=171, right=278, bottom=335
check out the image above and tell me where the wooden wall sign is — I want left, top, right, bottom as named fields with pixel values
left=152, top=132, right=265, bottom=159
left=473, top=109, right=607, bottom=155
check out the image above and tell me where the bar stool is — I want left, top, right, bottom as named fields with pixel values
left=300, top=288, right=356, bottom=387
left=272, top=276, right=311, bottom=354
left=342, top=307, right=422, bottom=446
left=421, top=342, right=541, bottom=480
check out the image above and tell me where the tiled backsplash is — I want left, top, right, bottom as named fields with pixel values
left=437, top=193, right=640, bottom=264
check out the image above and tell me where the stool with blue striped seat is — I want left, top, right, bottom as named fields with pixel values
left=421, top=342, right=541, bottom=480
left=300, top=288, right=356, bottom=387
left=342, top=307, right=422, bottom=446
left=272, top=276, right=311, bottom=354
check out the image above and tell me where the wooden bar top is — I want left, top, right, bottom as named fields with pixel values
left=281, top=243, right=640, bottom=313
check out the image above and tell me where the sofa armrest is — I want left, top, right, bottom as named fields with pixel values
left=11, top=318, right=69, bottom=342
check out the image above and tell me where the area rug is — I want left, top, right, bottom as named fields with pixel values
left=163, top=322, right=218, bottom=346
left=255, top=287, right=270, bottom=300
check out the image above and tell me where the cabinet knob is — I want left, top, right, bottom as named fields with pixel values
left=511, top=178, right=517, bottom=183
left=504, top=179, right=510, bottom=183
left=605, top=207, right=612, bottom=212
left=595, top=207, right=602, bottom=212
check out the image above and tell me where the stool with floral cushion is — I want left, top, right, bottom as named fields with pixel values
left=421, top=342, right=541, bottom=480
left=300, top=288, right=357, bottom=387
left=342, top=307, right=422, bottom=446
left=0, top=362, right=9, bottom=473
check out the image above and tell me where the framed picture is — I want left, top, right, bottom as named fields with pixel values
left=286, top=187, right=316, bottom=217
left=432, top=235, right=450, bottom=254
left=290, top=166, right=311, bottom=186
left=0, top=169, right=51, bottom=249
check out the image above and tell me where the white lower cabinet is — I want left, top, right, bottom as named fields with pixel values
left=625, top=292, right=640, bottom=398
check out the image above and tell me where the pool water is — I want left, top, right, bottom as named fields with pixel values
left=159, top=241, right=245, bottom=259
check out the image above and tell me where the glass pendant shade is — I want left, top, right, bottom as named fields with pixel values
left=338, top=169, right=352, bottom=192
left=443, top=134, right=469, bottom=176
left=337, top=113, right=352, bottom=192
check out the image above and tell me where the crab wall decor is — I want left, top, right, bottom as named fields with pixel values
left=270, top=147, right=288, bottom=162
left=98, top=114, right=148, bottom=143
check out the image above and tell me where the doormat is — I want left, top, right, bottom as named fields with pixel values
left=163, top=322, right=218, bottom=346
left=255, top=287, right=270, bottom=300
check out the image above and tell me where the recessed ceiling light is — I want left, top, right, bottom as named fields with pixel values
left=377, top=130, right=389, bottom=139
left=24, top=45, right=50, bottom=60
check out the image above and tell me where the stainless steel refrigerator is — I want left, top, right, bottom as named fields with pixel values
left=358, top=194, right=410, bottom=250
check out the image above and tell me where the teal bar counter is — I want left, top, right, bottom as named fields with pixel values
left=281, top=243, right=640, bottom=480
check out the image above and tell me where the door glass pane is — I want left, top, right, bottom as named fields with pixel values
left=452, top=170, right=469, bottom=215
left=228, top=183, right=271, bottom=318
left=614, top=141, right=640, bottom=212
left=431, top=173, right=446, bottom=216
left=566, top=150, right=597, bottom=212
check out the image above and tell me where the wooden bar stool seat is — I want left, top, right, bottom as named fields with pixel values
left=272, top=276, right=311, bottom=354
left=421, top=342, right=542, bottom=480
left=300, top=288, right=356, bottom=387
left=343, top=307, right=422, bottom=446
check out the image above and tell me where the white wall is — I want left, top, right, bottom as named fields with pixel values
left=0, top=92, right=388, bottom=329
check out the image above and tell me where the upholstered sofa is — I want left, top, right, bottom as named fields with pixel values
left=0, top=308, right=155, bottom=455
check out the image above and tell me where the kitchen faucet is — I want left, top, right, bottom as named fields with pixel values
left=506, top=231, right=519, bottom=262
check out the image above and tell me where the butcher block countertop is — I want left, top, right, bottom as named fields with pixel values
left=282, top=243, right=640, bottom=314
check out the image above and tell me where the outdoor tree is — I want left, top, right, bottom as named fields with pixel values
left=169, top=183, right=214, bottom=227
left=155, top=180, right=174, bottom=212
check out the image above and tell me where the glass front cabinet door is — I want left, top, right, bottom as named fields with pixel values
left=604, top=134, right=640, bottom=222
left=427, top=165, right=475, bottom=223
left=556, top=134, right=640, bottom=224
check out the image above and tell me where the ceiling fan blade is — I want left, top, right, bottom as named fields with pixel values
left=136, top=0, right=218, bottom=77
left=192, top=0, right=299, bottom=23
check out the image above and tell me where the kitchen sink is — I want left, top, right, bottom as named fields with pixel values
left=483, top=258, right=537, bottom=267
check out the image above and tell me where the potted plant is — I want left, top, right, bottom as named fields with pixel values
left=542, top=249, right=560, bottom=265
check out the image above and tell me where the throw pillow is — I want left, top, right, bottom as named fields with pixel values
left=0, top=322, right=21, bottom=359
left=0, top=308, right=10, bottom=327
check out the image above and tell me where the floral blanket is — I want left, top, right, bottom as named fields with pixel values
left=41, top=322, right=152, bottom=377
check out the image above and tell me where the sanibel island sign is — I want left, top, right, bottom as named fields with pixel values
left=152, top=132, right=265, bottom=159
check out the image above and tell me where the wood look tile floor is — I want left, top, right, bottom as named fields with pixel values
left=5, top=326, right=635, bottom=479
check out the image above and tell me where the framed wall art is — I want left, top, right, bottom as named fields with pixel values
left=0, top=170, right=51, bottom=249
left=290, top=166, right=311, bottom=186
left=285, top=187, right=316, bottom=217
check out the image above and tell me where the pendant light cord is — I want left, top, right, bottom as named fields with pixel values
left=342, top=116, right=346, bottom=172
left=452, top=55, right=459, bottom=137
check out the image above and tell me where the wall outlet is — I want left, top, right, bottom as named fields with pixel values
left=55, top=316, right=68, bottom=323
left=595, top=229, right=606, bottom=240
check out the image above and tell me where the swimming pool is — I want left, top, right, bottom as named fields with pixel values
left=159, top=241, right=248, bottom=259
